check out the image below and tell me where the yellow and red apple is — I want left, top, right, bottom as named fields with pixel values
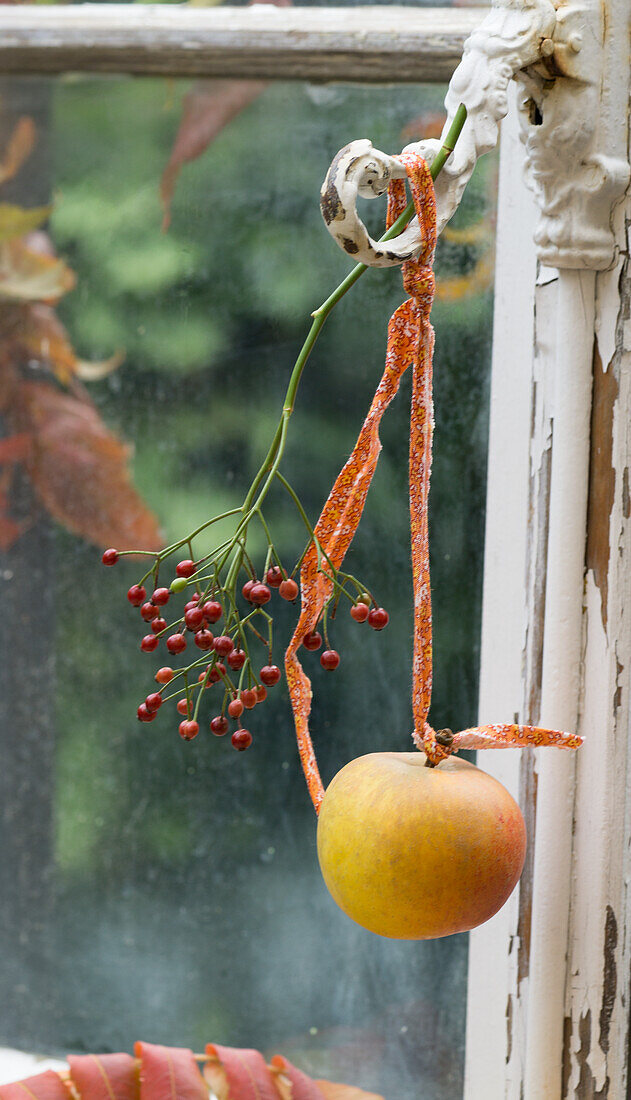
left=316, top=751, right=526, bottom=939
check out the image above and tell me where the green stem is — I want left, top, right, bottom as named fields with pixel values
left=238, top=104, right=467, bottom=512
left=173, top=107, right=468, bottom=598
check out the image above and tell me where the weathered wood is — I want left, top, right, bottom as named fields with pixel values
left=463, top=89, right=540, bottom=1099
left=0, top=5, right=486, bottom=83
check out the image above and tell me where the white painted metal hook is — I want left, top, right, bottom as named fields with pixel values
left=321, top=0, right=630, bottom=272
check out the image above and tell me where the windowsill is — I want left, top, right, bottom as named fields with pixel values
left=0, top=1047, right=68, bottom=1086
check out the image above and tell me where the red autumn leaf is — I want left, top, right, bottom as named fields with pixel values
left=400, top=111, right=447, bottom=144
left=0, top=1069, right=70, bottom=1100
left=0, top=237, right=74, bottom=302
left=134, top=1043, right=206, bottom=1100
left=204, top=1045, right=279, bottom=1100
left=160, top=79, right=267, bottom=229
left=14, top=302, right=79, bottom=384
left=67, top=1054, right=138, bottom=1100
left=0, top=430, right=31, bottom=463
left=3, top=1045, right=385, bottom=1100
left=160, top=0, right=290, bottom=228
left=0, top=116, right=37, bottom=187
left=14, top=379, right=162, bottom=551
left=0, top=444, right=31, bottom=549
left=269, top=1055, right=325, bottom=1100
left=0, top=510, right=25, bottom=550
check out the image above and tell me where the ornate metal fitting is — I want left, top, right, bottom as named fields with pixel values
left=321, top=0, right=630, bottom=272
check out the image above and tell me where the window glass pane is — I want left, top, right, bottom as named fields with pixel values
left=0, top=76, right=495, bottom=1100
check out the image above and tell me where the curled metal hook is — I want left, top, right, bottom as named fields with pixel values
left=319, top=139, right=424, bottom=268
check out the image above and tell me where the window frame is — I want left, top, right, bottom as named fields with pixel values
left=4, top=5, right=629, bottom=1095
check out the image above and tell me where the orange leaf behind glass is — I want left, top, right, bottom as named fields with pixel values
left=0, top=116, right=36, bottom=187
left=15, top=380, right=162, bottom=551
left=134, top=1043, right=206, bottom=1100
left=160, top=0, right=290, bottom=228
left=161, top=80, right=267, bottom=230
left=204, top=1045, right=279, bottom=1100
left=0, top=1070, right=70, bottom=1100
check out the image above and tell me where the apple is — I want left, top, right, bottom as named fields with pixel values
left=316, top=751, right=526, bottom=939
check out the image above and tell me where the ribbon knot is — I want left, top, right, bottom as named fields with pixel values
left=285, top=153, right=582, bottom=813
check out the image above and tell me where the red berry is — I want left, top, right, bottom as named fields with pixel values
left=128, top=584, right=147, bottom=607
left=151, top=587, right=170, bottom=606
left=194, top=629, right=214, bottom=651
left=137, top=703, right=156, bottom=722
left=266, top=566, right=283, bottom=588
left=320, top=649, right=340, bottom=670
left=179, top=720, right=199, bottom=741
left=176, top=559, right=196, bottom=578
left=368, top=607, right=389, bottom=630
left=303, top=631, right=322, bottom=651
left=208, top=662, right=227, bottom=683
left=185, top=607, right=204, bottom=630
left=214, top=635, right=234, bottom=657
left=155, top=667, right=174, bottom=685
left=260, top=664, right=281, bottom=686
left=166, top=633, right=187, bottom=654
left=350, top=602, right=369, bottom=623
left=145, top=692, right=163, bottom=712
left=151, top=617, right=167, bottom=635
left=242, top=579, right=257, bottom=602
left=255, top=685, right=267, bottom=703
left=279, top=578, right=299, bottom=601
left=184, top=599, right=200, bottom=613
left=141, top=602, right=159, bottom=622
left=102, top=548, right=119, bottom=566
left=240, top=688, right=257, bottom=710
left=202, top=600, right=222, bottom=624
left=228, top=698, right=244, bottom=719
left=232, top=729, right=252, bottom=751
left=227, top=649, right=246, bottom=671
left=210, top=716, right=229, bottom=737
left=198, top=670, right=213, bottom=688
left=140, top=634, right=159, bottom=653
left=176, top=698, right=191, bottom=716
left=250, top=583, right=271, bottom=605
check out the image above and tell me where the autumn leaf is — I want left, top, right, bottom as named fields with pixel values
left=13, top=380, right=162, bottom=551
left=67, top=1053, right=139, bottom=1100
left=0, top=202, right=51, bottom=243
left=161, top=79, right=267, bottom=229
left=2, top=1044, right=386, bottom=1100
left=400, top=111, right=447, bottom=144
left=10, top=301, right=79, bottom=383
left=269, top=1055, right=327, bottom=1100
left=2, top=301, right=123, bottom=385
left=135, top=1042, right=206, bottom=1100
left=0, top=1069, right=70, bottom=1100
left=160, top=0, right=291, bottom=228
left=0, top=116, right=37, bottom=187
left=75, top=353, right=125, bottom=382
left=205, top=1045, right=279, bottom=1100
left=0, top=237, right=75, bottom=302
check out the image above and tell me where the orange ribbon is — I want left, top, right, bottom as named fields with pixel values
left=285, top=153, right=582, bottom=813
